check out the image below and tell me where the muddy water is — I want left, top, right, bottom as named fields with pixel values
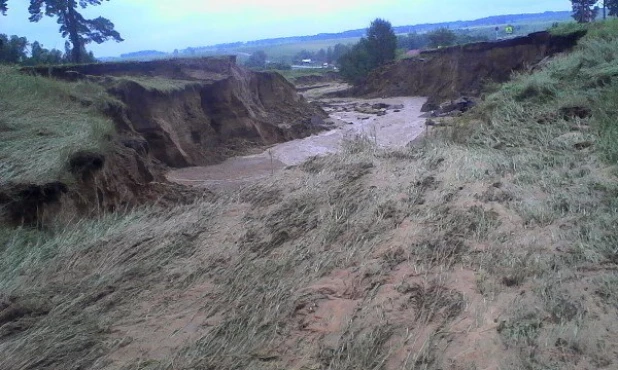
left=167, top=96, right=427, bottom=188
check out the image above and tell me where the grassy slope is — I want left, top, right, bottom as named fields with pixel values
left=0, top=66, right=114, bottom=185
left=2, top=21, right=618, bottom=370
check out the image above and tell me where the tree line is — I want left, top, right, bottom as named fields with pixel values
left=242, top=21, right=493, bottom=82
left=571, top=0, right=618, bottom=22
left=292, top=44, right=352, bottom=64
left=336, top=21, right=494, bottom=85
left=1, top=0, right=122, bottom=64
left=397, top=28, right=491, bottom=50
left=0, top=33, right=97, bottom=65
left=243, top=43, right=353, bottom=69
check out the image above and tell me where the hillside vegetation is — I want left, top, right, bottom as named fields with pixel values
left=0, top=66, right=115, bottom=185
left=2, top=20, right=618, bottom=370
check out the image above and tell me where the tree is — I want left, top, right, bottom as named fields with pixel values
left=332, top=43, right=351, bottom=64
left=326, top=46, right=333, bottom=64
left=0, top=34, right=28, bottom=64
left=427, top=28, right=457, bottom=48
left=366, top=18, right=397, bottom=67
left=28, top=41, right=64, bottom=65
left=338, top=39, right=373, bottom=84
left=606, top=0, right=618, bottom=16
left=294, top=49, right=314, bottom=62
left=28, top=0, right=123, bottom=63
left=245, top=50, right=267, bottom=68
left=0, top=0, right=7, bottom=15
left=338, top=18, right=397, bottom=84
left=397, top=32, right=430, bottom=50
left=571, top=0, right=599, bottom=23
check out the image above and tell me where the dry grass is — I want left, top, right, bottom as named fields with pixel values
left=0, top=65, right=115, bottom=185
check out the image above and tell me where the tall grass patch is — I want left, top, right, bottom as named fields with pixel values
left=0, top=66, right=115, bottom=185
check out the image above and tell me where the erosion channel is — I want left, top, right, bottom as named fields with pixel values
left=168, top=94, right=427, bottom=188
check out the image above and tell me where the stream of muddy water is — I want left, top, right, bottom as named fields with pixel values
left=167, top=96, right=427, bottom=188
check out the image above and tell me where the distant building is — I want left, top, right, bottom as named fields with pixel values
left=301, top=59, right=312, bottom=64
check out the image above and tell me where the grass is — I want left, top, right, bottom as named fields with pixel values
left=107, top=76, right=202, bottom=93
left=0, top=65, right=115, bottom=185
left=0, top=198, right=219, bottom=369
left=274, top=67, right=334, bottom=81
left=3, top=18, right=618, bottom=370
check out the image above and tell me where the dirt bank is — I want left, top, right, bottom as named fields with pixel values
left=26, top=57, right=328, bottom=168
left=5, top=57, right=326, bottom=225
left=358, top=30, right=586, bottom=109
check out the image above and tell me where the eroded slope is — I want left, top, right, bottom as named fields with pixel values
left=359, top=30, right=585, bottom=109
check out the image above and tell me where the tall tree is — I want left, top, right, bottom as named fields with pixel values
left=28, top=41, right=64, bottom=65
left=606, top=0, right=618, bottom=16
left=316, top=48, right=326, bottom=62
left=338, top=39, right=373, bottom=84
left=0, top=34, right=29, bottom=64
left=427, top=28, right=457, bottom=48
left=332, top=43, right=351, bottom=64
left=0, top=0, right=7, bottom=15
left=366, top=18, right=397, bottom=67
left=571, top=0, right=600, bottom=23
left=245, top=50, right=267, bottom=69
left=28, top=0, right=123, bottom=63
left=339, top=19, right=397, bottom=85
left=326, top=46, right=333, bottom=64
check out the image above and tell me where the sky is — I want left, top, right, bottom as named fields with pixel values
left=1, top=0, right=570, bottom=57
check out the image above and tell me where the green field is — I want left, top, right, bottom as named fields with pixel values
left=234, top=37, right=361, bottom=62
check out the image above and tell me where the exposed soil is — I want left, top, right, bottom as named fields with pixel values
left=102, top=60, right=328, bottom=168
left=167, top=95, right=427, bottom=189
left=358, top=30, right=586, bottom=109
left=4, top=30, right=618, bottom=370
left=7, top=57, right=327, bottom=225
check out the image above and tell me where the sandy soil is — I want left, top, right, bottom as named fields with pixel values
left=167, top=96, right=427, bottom=188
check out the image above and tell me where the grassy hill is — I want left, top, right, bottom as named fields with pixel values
left=2, top=18, right=618, bottom=370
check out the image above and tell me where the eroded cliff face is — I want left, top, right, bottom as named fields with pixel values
left=359, top=31, right=586, bottom=109
left=28, top=57, right=327, bottom=168
left=6, top=57, right=326, bottom=225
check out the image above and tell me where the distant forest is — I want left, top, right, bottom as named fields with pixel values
left=112, top=10, right=571, bottom=61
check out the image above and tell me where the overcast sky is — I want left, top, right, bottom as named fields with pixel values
left=1, top=0, right=570, bottom=57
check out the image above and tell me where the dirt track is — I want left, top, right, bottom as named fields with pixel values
left=167, top=96, right=427, bottom=188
